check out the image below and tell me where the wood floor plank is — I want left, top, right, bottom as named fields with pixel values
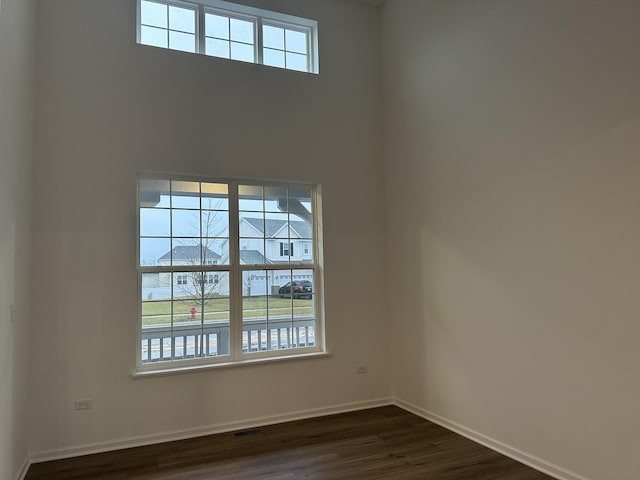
left=25, top=406, right=554, bottom=480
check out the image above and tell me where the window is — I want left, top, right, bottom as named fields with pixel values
left=138, top=175, right=324, bottom=372
left=204, top=12, right=255, bottom=63
left=262, top=24, right=309, bottom=72
left=303, top=242, right=310, bottom=256
left=280, top=242, right=293, bottom=257
left=139, top=1, right=197, bottom=52
left=137, top=0, right=319, bottom=73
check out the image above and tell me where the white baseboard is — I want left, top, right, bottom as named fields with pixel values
left=393, top=398, right=591, bottom=480
left=29, top=397, right=394, bottom=464
left=15, top=457, right=30, bottom=480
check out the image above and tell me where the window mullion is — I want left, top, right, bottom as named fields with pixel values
left=256, top=17, right=264, bottom=65
left=228, top=181, right=242, bottom=360
left=197, top=5, right=206, bottom=54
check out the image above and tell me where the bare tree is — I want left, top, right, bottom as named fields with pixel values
left=173, top=205, right=228, bottom=329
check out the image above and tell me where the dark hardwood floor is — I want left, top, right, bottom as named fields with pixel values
left=26, top=406, right=553, bottom=479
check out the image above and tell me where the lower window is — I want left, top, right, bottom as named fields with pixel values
left=138, top=175, right=324, bottom=371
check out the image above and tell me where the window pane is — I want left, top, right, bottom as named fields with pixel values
left=265, top=213, right=289, bottom=238
left=169, top=31, right=196, bottom=53
left=239, top=213, right=264, bottom=238
left=242, top=270, right=270, bottom=352
left=204, top=276, right=229, bottom=317
left=270, top=270, right=292, bottom=311
left=142, top=273, right=171, bottom=311
left=294, top=294, right=313, bottom=318
left=239, top=185, right=263, bottom=211
left=290, top=214, right=312, bottom=239
left=203, top=277, right=230, bottom=357
left=140, top=237, right=171, bottom=266
left=201, top=183, right=229, bottom=210
left=239, top=240, right=266, bottom=265
left=201, top=238, right=229, bottom=265
left=140, top=208, right=170, bottom=237
left=141, top=25, right=168, bottom=48
left=172, top=294, right=196, bottom=319
left=200, top=239, right=222, bottom=265
left=206, top=38, right=230, bottom=58
left=201, top=210, right=229, bottom=238
left=141, top=1, right=167, bottom=28
left=172, top=209, right=200, bottom=237
left=265, top=239, right=288, bottom=263
left=169, top=5, right=195, bottom=33
left=263, top=48, right=285, bottom=68
left=300, top=241, right=313, bottom=263
left=264, top=186, right=287, bottom=212
left=263, top=25, right=284, bottom=50
left=171, top=181, right=199, bottom=209
left=140, top=178, right=170, bottom=208
left=231, top=42, right=254, bottom=63
left=286, top=52, right=308, bottom=72
left=230, top=18, right=254, bottom=44
left=205, top=13, right=229, bottom=40
left=289, top=187, right=313, bottom=215
left=285, top=29, right=307, bottom=54
left=170, top=240, right=203, bottom=265
left=243, top=270, right=268, bottom=352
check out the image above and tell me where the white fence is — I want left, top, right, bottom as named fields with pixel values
left=141, top=317, right=316, bottom=362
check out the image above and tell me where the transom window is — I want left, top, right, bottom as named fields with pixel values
left=137, top=0, right=319, bottom=73
left=137, top=175, right=324, bottom=373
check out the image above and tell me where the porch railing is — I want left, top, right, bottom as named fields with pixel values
left=141, top=317, right=315, bottom=363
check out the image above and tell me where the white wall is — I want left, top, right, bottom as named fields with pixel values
left=382, top=1, right=640, bottom=479
left=0, top=0, right=36, bottom=478
left=30, top=0, right=389, bottom=455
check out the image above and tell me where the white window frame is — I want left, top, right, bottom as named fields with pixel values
left=136, top=0, right=319, bottom=74
left=261, top=20, right=314, bottom=73
left=136, top=173, right=325, bottom=375
left=201, top=8, right=257, bottom=63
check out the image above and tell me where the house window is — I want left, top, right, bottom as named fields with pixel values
left=262, top=24, right=309, bottom=72
left=139, top=1, right=197, bottom=52
left=204, top=12, right=255, bottom=63
left=280, top=242, right=293, bottom=257
left=137, top=0, right=319, bottom=74
left=138, top=175, right=324, bottom=372
left=303, top=242, right=310, bottom=255
left=199, top=273, right=215, bottom=285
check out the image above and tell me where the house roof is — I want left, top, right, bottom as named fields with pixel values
left=242, top=217, right=312, bottom=238
left=158, top=245, right=221, bottom=262
left=239, top=249, right=269, bottom=265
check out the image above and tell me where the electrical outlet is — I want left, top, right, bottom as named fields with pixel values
left=356, top=365, right=368, bottom=374
left=9, top=304, right=15, bottom=324
left=74, top=399, right=93, bottom=411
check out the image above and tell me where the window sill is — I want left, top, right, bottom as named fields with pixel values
left=131, top=351, right=330, bottom=379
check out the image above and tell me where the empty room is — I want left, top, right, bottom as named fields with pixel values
left=1, top=0, right=638, bottom=479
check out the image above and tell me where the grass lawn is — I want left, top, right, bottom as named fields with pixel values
left=142, top=295, right=313, bottom=326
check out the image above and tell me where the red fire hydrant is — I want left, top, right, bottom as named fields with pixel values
left=190, top=306, right=196, bottom=319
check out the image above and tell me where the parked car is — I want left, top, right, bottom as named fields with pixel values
left=278, top=281, right=312, bottom=299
